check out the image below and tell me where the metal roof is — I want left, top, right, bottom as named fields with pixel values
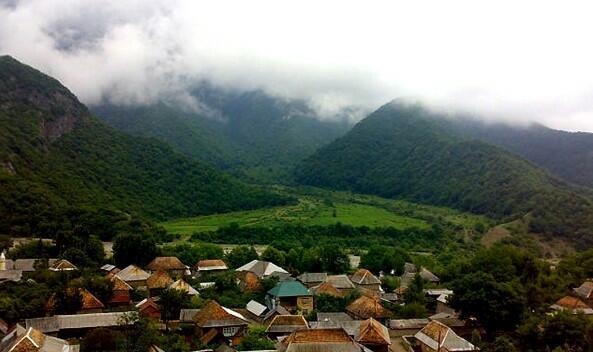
left=268, top=281, right=311, bottom=297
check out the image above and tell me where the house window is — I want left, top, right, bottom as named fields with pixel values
left=223, top=326, right=239, bottom=337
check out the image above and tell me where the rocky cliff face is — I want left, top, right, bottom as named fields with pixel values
left=0, top=56, right=90, bottom=144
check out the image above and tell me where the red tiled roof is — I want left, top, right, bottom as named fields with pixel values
left=146, top=270, right=174, bottom=289
left=268, top=315, right=308, bottom=328
left=351, top=269, right=381, bottom=285
left=311, top=282, right=342, bottom=297
left=282, top=328, right=353, bottom=344
left=146, top=257, right=186, bottom=271
left=346, top=295, right=392, bottom=319
left=555, top=296, right=591, bottom=310
left=193, top=300, right=247, bottom=327
left=357, top=318, right=390, bottom=345
left=195, top=259, right=227, bottom=269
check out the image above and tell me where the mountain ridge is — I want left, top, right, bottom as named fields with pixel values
left=0, top=55, right=291, bottom=236
left=296, top=102, right=593, bottom=248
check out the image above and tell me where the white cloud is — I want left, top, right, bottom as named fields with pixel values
left=2, top=0, right=593, bottom=130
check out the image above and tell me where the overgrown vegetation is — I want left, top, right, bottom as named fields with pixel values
left=296, top=103, right=593, bottom=249
left=0, top=55, right=292, bottom=238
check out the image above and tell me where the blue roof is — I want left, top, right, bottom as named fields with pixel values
left=268, top=280, right=311, bottom=297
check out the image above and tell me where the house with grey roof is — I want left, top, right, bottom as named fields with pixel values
left=414, top=320, right=478, bottom=351
left=26, top=312, right=135, bottom=338
left=297, top=272, right=327, bottom=288
left=0, top=324, right=78, bottom=352
left=325, top=274, right=356, bottom=294
left=236, top=260, right=288, bottom=279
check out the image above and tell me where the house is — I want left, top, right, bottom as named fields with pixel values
left=355, top=318, right=391, bottom=352
left=574, top=280, right=593, bottom=304
left=48, top=259, right=77, bottom=272
left=265, top=315, right=309, bottom=339
left=136, top=298, right=161, bottom=320
left=246, top=300, right=268, bottom=320
left=109, top=275, right=133, bottom=306
left=310, top=317, right=390, bottom=352
left=414, top=320, right=479, bottom=351
left=0, top=325, right=78, bottom=352
left=100, top=264, right=120, bottom=276
left=310, top=282, right=342, bottom=298
left=278, top=328, right=368, bottom=352
left=0, top=270, right=22, bottom=283
left=427, top=313, right=477, bottom=338
left=46, top=288, right=105, bottom=314
left=317, top=312, right=353, bottom=323
left=262, top=306, right=291, bottom=325
left=146, top=256, right=187, bottom=277
left=297, top=272, right=327, bottom=288
left=169, top=279, right=199, bottom=296
left=237, top=271, right=261, bottom=293
left=390, top=319, right=430, bottom=337
left=380, top=292, right=398, bottom=304
left=179, top=309, right=201, bottom=323
left=401, top=263, right=440, bottom=287
left=147, top=270, right=174, bottom=297
left=193, top=300, right=249, bottom=346
left=425, top=289, right=455, bottom=315
left=26, top=312, right=134, bottom=339
left=346, top=295, right=392, bottom=323
left=550, top=296, right=593, bottom=315
left=235, top=260, right=288, bottom=279
left=0, top=253, right=58, bottom=273
left=325, top=275, right=356, bottom=295
left=266, top=281, right=314, bottom=315
left=116, top=265, right=150, bottom=289
left=194, top=259, right=228, bottom=276
left=350, top=269, right=382, bottom=292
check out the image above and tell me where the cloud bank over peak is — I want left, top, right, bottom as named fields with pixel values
left=2, top=0, right=593, bottom=130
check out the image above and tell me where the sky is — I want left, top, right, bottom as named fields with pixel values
left=2, top=0, right=593, bottom=131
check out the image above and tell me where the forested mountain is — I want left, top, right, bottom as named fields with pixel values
left=93, top=87, right=350, bottom=183
left=296, top=102, right=593, bottom=248
left=0, top=56, right=290, bottom=236
left=447, top=120, right=593, bottom=188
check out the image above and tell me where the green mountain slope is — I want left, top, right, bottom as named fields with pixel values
left=92, top=88, right=350, bottom=183
left=0, top=56, right=290, bottom=236
left=447, top=120, right=593, bottom=188
left=296, top=102, right=593, bottom=248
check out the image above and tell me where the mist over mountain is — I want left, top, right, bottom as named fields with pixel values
left=0, top=56, right=290, bottom=235
left=446, top=120, right=593, bottom=189
left=92, top=85, right=351, bottom=183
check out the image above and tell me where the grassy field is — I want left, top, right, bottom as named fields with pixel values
left=161, top=187, right=491, bottom=235
left=162, top=197, right=429, bottom=234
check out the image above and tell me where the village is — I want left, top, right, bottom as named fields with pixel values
left=1, top=249, right=592, bottom=352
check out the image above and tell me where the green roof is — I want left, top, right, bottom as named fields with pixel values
left=268, top=281, right=311, bottom=297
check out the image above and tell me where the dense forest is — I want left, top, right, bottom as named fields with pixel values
left=446, top=119, right=593, bottom=188
left=296, top=102, right=593, bottom=248
left=0, top=56, right=291, bottom=237
left=93, top=87, right=350, bottom=183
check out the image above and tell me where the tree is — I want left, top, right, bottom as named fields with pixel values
left=161, top=243, right=223, bottom=266
left=483, top=336, right=517, bottom=352
left=317, top=245, right=350, bottom=273
left=81, top=328, right=120, bottom=352
left=226, top=246, right=258, bottom=268
left=403, top=274, right=426, bottom=305
left=261, top=246, right=286, bottom=266
left=117, top=313, right=158, bottom=352
left=449, top=272, right=525, bottom=334
left=237, top=325, right=275, bottom=351
left=113, top=233, right=159, bottom=267
left=159, top=288, right=190, bottom=331
left=360, top=245, right=408, bottom=275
